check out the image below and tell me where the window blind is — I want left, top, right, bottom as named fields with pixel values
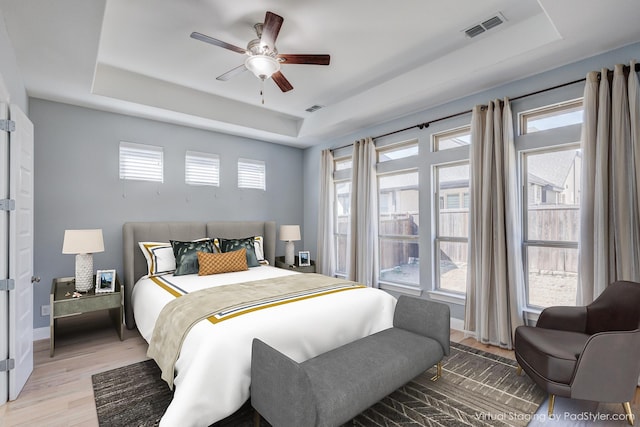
left=185, top=151, right=220, bottom=186
left=237, top=158, right=266, bottom=190
left=119, top=141, right=164, bottom=182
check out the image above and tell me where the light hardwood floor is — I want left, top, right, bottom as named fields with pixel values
left=1, top=312, right=638, bottom=426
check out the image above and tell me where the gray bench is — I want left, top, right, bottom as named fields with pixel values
left=251, top=295, right=450, bottom=427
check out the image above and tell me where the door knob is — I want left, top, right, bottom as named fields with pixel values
left=31, top=276, right=41, bottom=283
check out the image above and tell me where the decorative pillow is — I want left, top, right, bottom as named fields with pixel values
left=253, top=236, right=266, bottom=263
left=197, top=249, right=248, bottom=275
left=171, top=239, right=217, bottom=276
left=219, top=237, right=260, bottom=267
left=138, top=242, right=176, bottom=277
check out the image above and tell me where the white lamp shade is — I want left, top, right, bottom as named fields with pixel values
left=279, top=225, right=301, bottom=242
left=62, top=229, right=105, bottom=254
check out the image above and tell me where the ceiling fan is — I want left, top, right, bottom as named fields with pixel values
left=191, top=11, right=330, bottom=93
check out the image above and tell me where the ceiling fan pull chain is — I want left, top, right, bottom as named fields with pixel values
left=261, top=78, right=265, bottom=104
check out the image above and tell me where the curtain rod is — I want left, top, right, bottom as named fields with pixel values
left=330, top=63, right=640, bottom=152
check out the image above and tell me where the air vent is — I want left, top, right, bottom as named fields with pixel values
left=464, top=12, right=506, bottom=38
left=305, top=104, right=324, bottom=113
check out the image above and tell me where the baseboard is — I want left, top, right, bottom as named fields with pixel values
left=33, top=326, right=49, bottom=342
left=450, top=317, right=464, bottom=332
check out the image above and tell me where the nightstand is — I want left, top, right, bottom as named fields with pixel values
left=50, top=276, right=124, bottom=357
left=275, top=256, right=316, bottom=273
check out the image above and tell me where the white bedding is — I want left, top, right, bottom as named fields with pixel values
left=132, top=266, right=397, bottom=427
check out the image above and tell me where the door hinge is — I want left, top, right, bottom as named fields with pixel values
left=0, top=358, right=15, bottom=372
left=0, top=278, right=15, bottom=291
left=0, top=199, right=16, bottom=211
left=0, top=119, right=15, bottom=132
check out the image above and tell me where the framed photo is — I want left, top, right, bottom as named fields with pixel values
left=298, top=251, right=311, bottom=267
left=96, top=269, right=116, bottom=293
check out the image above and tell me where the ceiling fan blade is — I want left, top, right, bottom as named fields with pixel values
left=271, top=71, right=293, bottom=92
left=260, top=11, right=283, bottom=50
left=278, top=54, right=330, bottom=65
left=216, top=64, right=248, bottom=81
left=190, top=32, right=247, bottom=54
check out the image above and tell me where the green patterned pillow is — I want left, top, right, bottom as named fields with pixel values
left=219, top=237, right=260, bottom=267
left=170, top=239, right=217, bottom=276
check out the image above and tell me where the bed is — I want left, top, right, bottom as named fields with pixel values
left=123, top=221, right=397, bottom=427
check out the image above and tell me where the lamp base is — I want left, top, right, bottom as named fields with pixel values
left=75, top=253, right=94, bottom=292
left=284, top=241, right=295, bottom=266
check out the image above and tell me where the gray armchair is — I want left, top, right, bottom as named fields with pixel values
left=514, top=280, right=640, bottom=425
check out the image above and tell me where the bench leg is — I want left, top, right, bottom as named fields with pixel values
left=430, top=361, right=443, bottom=381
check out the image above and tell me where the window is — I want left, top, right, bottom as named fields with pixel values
left=334, top=180, right=351, bottom=276
left=237, top=158, right=266, bottom=190
left=519, top=98, right=583, bottom=308
left=433, top=126, right=471, bottom=151
left=119, top=141, right=163, bottom=182
left=378, top=142, right=419, bottom=162
left=434, top=162, right=469, bottom=294
left=185, top=151, right=220, bottom=186
left=520, top=99, right=583, bottom=134
left=523, top=146, right=580, bottom=308
left=378, top=171, right=419, bottom=286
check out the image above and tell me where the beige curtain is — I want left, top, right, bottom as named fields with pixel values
left=577, top=61, right=640, bottom=304
left=465, top=98, right=525, bottom=350
left=316, top=149, right=335, bottom=275
left=347, top=138, right=379, bottom=287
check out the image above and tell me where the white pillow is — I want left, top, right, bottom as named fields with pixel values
left=254, top=236, right=265, bottom=262
left=138, top=241, right=176, bottom=277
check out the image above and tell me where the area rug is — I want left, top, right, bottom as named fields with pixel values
left=92, top=342, right=545, bottom=426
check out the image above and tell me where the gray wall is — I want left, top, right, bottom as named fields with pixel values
left=303, top=41, right=640, bottom=320
left=31, top=99, right=304, bottom=329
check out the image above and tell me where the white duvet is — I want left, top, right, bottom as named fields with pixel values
left=132, top=266, right=397, bottom=427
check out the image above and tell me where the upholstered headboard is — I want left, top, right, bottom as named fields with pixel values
left=122, top=221, right=276, bottom=329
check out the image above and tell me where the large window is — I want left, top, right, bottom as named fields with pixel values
left=434, top=162, right=469, bottom=294
left=333, top=155, right=352, bottom=277
left=378, top=171, right=419, bottom=286
left=519, top=99, right=583, bottom=308
left=377, top=140, right=419, bottom=288
left=522, top=146, right=580, bottom=307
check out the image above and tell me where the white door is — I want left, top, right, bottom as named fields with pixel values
left=8, top=103, right=34, bottom=400
left=0, top=99, right=9, bottom=405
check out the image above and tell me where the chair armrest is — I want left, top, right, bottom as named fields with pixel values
left=536, top=306, right=587, bottom=332
left=571, top=329, right=640, bottom=403
left=393, top=295, right=450, bottom=356
left=251, top=339, right=316, bottom=427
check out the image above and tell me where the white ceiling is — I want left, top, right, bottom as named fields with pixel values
left=1, top=0, right=640, bottom=147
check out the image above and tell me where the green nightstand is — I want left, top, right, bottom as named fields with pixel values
left=275, top=256, right=316, bottom=273
left=50, top=276, right=123, bottom=357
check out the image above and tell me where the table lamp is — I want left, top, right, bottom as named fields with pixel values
left=279, top=225, right=301, bottom=266
left=62, top=229, right=104, bottom=292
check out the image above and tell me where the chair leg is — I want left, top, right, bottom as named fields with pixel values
left=548, top=394, right=555, bottom=417
left=622, top=402, right=634, bottom=426
left=254, top=409, right=261, bottom=427
left=430, top=362, right=443, bottom=381
left=516, top=365, right=522, bottom=376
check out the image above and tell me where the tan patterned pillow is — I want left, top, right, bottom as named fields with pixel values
left=197, top=248, right=248, bottom=275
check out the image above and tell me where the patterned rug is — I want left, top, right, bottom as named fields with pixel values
left=92, top=342, right=545, bottom=426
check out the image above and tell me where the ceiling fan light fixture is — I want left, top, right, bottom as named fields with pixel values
left=245, top=55, right=280, bottom=80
